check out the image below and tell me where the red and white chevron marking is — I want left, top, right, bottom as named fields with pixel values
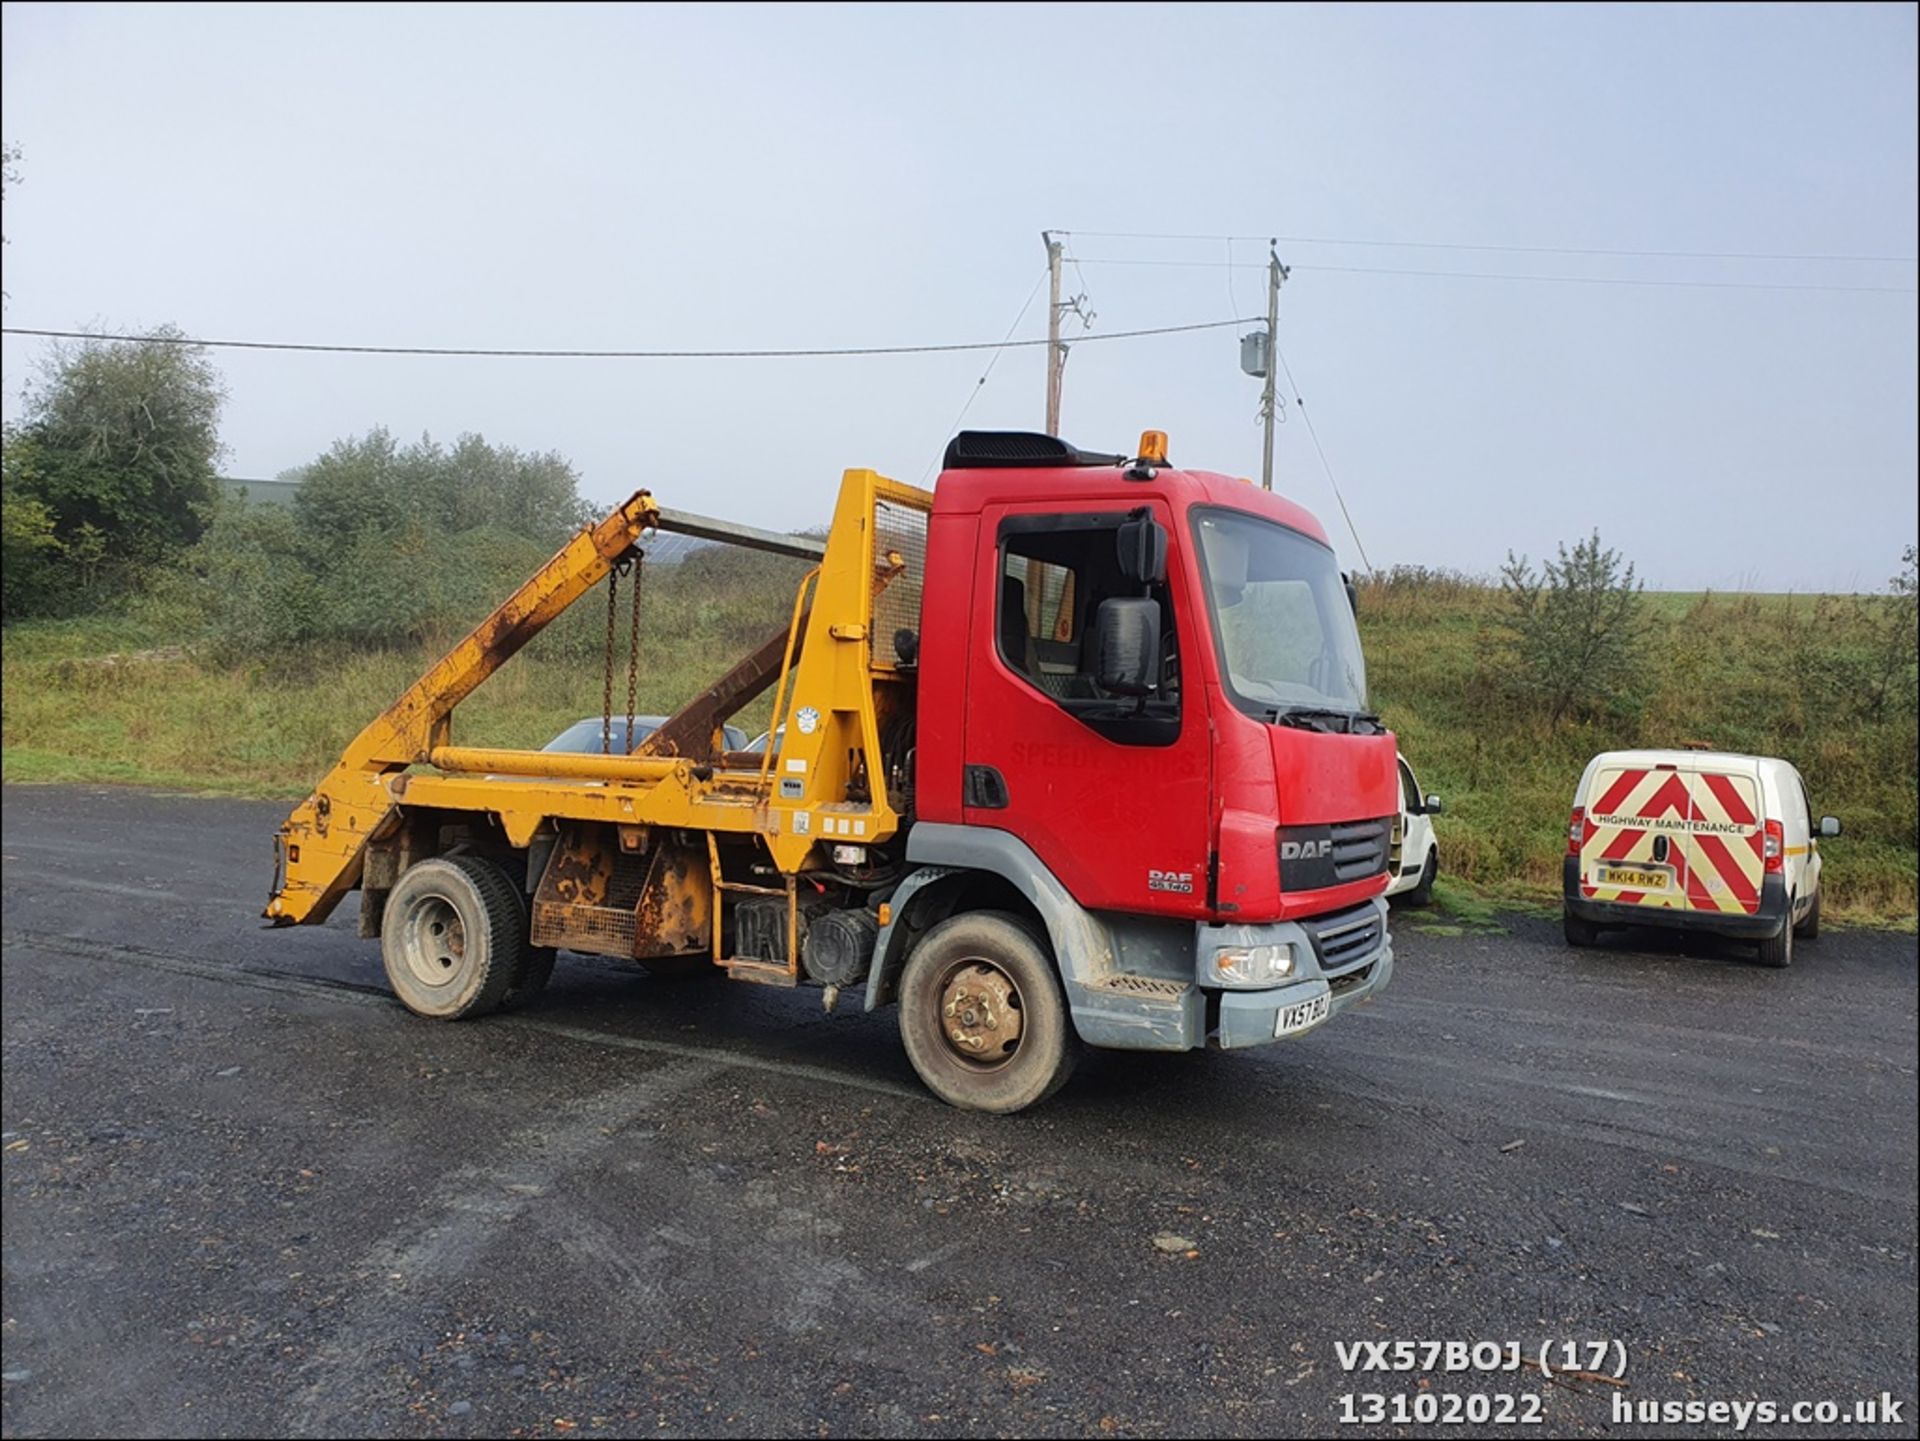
left=1581, top=766, right=1763, bottom=915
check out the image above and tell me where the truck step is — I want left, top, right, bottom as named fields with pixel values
left=725, top=960, right=800, bottom=989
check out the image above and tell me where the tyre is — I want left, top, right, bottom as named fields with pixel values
left=1794, top=886, right=1821, bottom=940
left=897, top=911, right=1076, bottom=1114
left=1755, top=902, right=1795, bottom=969
left=505, top=946, right=558, bottom=1008
left=1408, top=850, right=1438, bottom=908
left=491, top=861, right=557, bottom=1010
left=381, top=855, right=526, bottom=1019
left=1563, top=909, right=1600, bottom=948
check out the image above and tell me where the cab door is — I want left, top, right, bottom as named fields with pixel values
left=960, top=500, right=1213, bottom=916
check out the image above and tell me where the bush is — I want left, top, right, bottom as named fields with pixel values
left=184, top=430, right=598, bottom=663
left=1491, top=532, right=1648, bottom=727
left=3, top=330, right=226, bottom=616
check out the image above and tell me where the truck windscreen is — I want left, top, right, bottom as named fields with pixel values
left=1190, top=506, right=1368, bottom=719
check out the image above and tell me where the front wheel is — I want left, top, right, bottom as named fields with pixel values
left=1408, top=850, right=1438, bottom=907
left=897, top=911, right=1076, bottom=1114
left=381, top=856, right=526, bottom=1018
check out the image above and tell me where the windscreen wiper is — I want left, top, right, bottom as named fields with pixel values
left=1263, top=706, right=1385, bottom=735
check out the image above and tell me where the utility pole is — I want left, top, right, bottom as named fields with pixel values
left=1259, top=240, right=1288, bottom=491
left=1043, top=230, right=1065, bottom=435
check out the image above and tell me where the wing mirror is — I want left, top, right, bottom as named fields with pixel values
left=1116, top=513, right=1168, bottom=586
left=1422, top=793, right=1444, bottom=816
left=1819, top=815, right=1842, bottom=838
left=1093, top=597, right=1161, bottom=696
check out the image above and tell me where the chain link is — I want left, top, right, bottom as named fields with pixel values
left=626, top=555, right=643, bottom=751
left=602, top=564, right=619, bottom=754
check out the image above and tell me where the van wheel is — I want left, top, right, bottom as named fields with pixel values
left=382, top=856, right=526, bottom=1018
left=1755, top=903, right=1795, bottom=968
left=897, top=911, right=1076, bottom=1114
left=1794, top=887, right=1821, bottom=940
left=1408, top=852, right=1438, bottom=907
left=1563, top=909, right=1600, bottom=948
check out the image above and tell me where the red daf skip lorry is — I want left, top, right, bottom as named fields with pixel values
left=267, top=429, right=1398, bottom=1113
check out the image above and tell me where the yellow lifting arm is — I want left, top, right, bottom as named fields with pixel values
left=264, top=491, right=661, bottom=925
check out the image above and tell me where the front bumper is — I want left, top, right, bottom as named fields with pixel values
left=1202, top=897, right=1395, bottom=1048
left=1062, top=897, right=1393, bottom=1053
left=1561, top=856, right=1789, bottom=939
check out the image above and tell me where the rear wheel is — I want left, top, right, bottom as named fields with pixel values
left=381, top=856, right=525, bottom=1019
left=504, top=945, right=558, bottom=1008
left=898, top=911, right=1076, bottom=1114
left=1794, top=887, right=1821, bottom=940
left=1755, top=901, right=1795, bottom=968
left=1563, top=909, right=1600, bottom=948
left=491, top=861, right=556, bottom=1010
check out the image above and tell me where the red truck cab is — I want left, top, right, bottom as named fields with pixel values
left=867, top=431, right=1398, bottom=1103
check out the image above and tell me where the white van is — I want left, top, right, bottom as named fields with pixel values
left=1386, top=753, right=1443, bottom=905
left=1562, top=749, right=1840, bottom=966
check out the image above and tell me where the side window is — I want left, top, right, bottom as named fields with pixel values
left=1795, top=773, right=1813, bottom=834
left=997, top=516, right=1181, bottom=744
left=1399, top=761, right=1417, bottom=812
left=998, top=550, right=1084, bottom=695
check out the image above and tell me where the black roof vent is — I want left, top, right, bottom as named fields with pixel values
left=941, top=431, right=1125, bottom=471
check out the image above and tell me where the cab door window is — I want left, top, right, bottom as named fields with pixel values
left=996, top=513, right=1181, bottom=744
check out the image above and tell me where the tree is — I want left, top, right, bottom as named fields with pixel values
left=1496, top=531, right=1648, bottom=726
left=10, top=329, right=227, bottom=606
left=1872, top=542, right=1919, bottom=719
left=191, top=427, right=592, bottom=656
left=289, top=428, right=588, bottom=546
left=3, top=141, right=20, bottom=304
left=2, top=427, right=62, bottom=618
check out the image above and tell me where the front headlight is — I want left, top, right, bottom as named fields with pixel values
left=1205, top=942, right=1296, bottom=988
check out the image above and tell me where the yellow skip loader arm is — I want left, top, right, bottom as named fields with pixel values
left=265, top=491, right=662, bottom=926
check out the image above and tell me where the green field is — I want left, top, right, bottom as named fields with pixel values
left=4, top=570, right=1915, bottom=928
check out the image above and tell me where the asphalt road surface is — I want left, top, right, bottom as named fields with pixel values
left=2, top=785, right=1915, bottom=1439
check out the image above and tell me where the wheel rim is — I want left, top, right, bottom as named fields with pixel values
left=397, top=893, right=468, bottom=990
left=936, top=957, right=1025, bottom=1071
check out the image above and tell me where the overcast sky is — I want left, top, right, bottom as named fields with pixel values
left=3, top=2, right=1915, bottom=591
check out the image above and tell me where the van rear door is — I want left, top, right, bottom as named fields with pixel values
left=1579, top=760, right=1694, bottom=911
left=1678, top=759, right=1765, bottom=917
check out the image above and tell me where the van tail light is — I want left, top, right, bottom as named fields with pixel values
left=1567, top=806, right=1589, bottom=857
left=1763, top=819, right=1784, bottom=873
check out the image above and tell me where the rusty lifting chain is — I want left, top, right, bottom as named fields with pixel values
left=600, top=554, right=646, bottom=756
left=602, top=563, right=620, bottom=754
left=626, top=553, right=643, bottom=751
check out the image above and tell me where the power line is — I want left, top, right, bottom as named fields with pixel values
left=0, top=316, right=1261, bottom=361
left=921, top=269, right=1050, bottom=483
left=1065, top=258, right=1916, bottom=294
left=1272, top=342, right=1372, bottom=576
left=1059, top=228, right=1918, bottom=265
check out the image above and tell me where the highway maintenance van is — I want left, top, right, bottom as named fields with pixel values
left=1562, top=749, right=1841, bottom=967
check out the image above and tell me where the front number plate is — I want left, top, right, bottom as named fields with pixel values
left=1275, top=983, right=1333, bottom=1039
